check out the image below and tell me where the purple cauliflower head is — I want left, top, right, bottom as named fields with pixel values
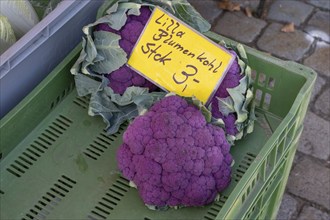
left=117, top=95, right=232, bottom=208
left=210, top=50, right=243, bottom=136
left=95, top=7, right=158, bottom=94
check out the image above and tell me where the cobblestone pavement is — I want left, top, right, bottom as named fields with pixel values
left=188, top=0, right=330, bottom=219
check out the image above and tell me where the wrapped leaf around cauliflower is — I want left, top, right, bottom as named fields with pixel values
left=210, top=43, right=255, bottom=142
left=70, top=0, right=211, bottom=135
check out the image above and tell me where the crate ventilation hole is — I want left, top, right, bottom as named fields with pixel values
left=6, top=115, right=72, bottom=178
left=21, top=175, right=76, bottom=220
left=83, top=122, right=128, bottom=161
left=203, top=195, right=228, bottom=220
left=263, top=159, right=287, bottom=197
left=253, top=72, right=275, bottom=110
left=50, top=83, right=74, bottom=109
left=0, top=189, right=4, bottom=195
left=87, top=176, right=130, bottom=220
left=232, top=152, right=256, bottom=182
left=245, top=205, right=257, bottom=219
left=257, top=72, right=276, bottom=90
left=243, top=165, right=283, bottom=220
left=73, top=95, right=90, bottom=109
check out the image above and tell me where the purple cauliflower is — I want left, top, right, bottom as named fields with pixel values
left=117, top=95, right=232, bottom=208
left=95, top=7, right=158, bottom=95
left=210, top=50, right=243, bottom=136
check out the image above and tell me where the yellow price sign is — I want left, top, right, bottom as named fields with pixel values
left=127, top=7, right=234, bottom=104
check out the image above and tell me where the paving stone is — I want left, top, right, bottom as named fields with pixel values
left=293, top=151, right=303, bottom=165
left=304, top=42, right=330, bottom=77
left=232, top=0, right=261, bottom=11
left=297, top=206, right=330, bottom=220
left=305, top=11, right=330, bottom=43
left=267, top=0, right=314, bottom=26
left=287, top=156, right=330, bottom=210
left=188, top=0, right=223, bottom=25
left=257, top=23, right=314, bottom=61
left=305, top=0, right=330, bottom=10
left=310, top=75, right=326, bottom=102
left=315, top=88, right=330, bottom=117
left=212, top=11, right=267, bottom=43
left=298, top=111, right=330, bottom=160
left=277, top=194, right=299, bottom=220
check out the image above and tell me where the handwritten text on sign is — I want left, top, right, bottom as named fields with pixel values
left=127, top=7, right=234, bottom=103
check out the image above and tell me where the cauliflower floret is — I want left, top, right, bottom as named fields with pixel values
left=117, top=96, right=232, bottom=208
left=95, top=6, right=158, bottom=94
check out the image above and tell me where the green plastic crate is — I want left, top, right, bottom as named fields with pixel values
left=0, top=27, right=316, bottom=220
